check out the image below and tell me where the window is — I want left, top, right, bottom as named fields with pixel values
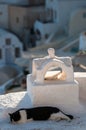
left=0, top=49, right=2, bottom=59
left=16, top=17, right=19, bottom=23
left=83, top=12, right=86, bottom=18
left=54, top=10, right=57, bottom=19
left=35, top=29, right=41, bottom=40
left=5, top=38, right=11, bottom=45
left=0, top=12, right=2, bottom=15
left=23, top=16, right=28, bottom=27
left=45, top=34, right=49, bottom=39
left=15, top=47, right=20, bottom=58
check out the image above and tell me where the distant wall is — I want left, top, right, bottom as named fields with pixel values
left=9, top=6, right=27, bottom=37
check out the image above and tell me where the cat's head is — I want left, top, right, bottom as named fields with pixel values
left=9, top=111, right=21, bottom=123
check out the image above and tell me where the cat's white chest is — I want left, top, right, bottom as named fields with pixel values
left=18, top=110, right=33, bottom=123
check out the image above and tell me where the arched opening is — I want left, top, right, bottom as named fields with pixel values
left=44, top=66, right=66, bottom=81
left=35, top=59, right=74, bottom=84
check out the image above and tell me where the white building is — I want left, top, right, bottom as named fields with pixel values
left=0, top=29, right=22, bottom=66
left=0, top=2, right=45, bottom=48
left=34, top=0, right=86, bottom=44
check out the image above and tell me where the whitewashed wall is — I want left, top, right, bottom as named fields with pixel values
left=34, top=21, right=57, bottom=39
left=79, top=32, right=86, bottom=50
left=0, top=29, right=22, bottom=65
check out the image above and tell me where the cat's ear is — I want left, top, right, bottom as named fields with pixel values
left=8, top=113, right=12, bottom=116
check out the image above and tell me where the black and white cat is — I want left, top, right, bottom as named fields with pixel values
left=9, top=106, right=73, bottom=124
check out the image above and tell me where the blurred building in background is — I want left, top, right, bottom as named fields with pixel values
left=0, top=28, right=22, bottom=65
left=0, top=0, right=86, bottom=49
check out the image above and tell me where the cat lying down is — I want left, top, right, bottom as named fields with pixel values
left=9, top=106, right=73, bottom=124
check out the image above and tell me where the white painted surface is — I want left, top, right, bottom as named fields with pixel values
left=27, top=76, right=82, bottom=115
left=79, top=32, right=86, bottom=50
left=27, top=48, right=84, bottom=115
left=34, top=20, right=57, bottom=39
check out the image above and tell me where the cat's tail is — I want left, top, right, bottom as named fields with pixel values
left=52, top=107, right=74, bottom=121
left=61, top=111, right=74, bottom=121
left=65, top=114, right=73, bottom=120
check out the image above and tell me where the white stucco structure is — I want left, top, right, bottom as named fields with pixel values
left=34, top=21, right=57, bottom=42
left=27, top=48, right=84, bottom=115
left=0, top=29, right=22, bottom=66
left=79, top=32, right=86, bottom=51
